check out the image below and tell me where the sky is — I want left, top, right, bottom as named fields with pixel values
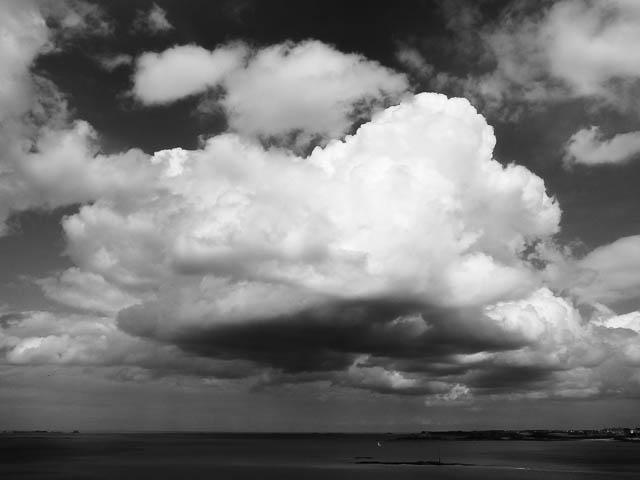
left=1, top=0, right=640, bottom=432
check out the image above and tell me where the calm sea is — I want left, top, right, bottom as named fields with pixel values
left=1, top=433, right=639, bottom=479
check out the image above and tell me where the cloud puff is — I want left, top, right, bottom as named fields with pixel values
left=595, top=311, right=640, bottom=333
left=564, top=126, right=640, bottom=166
left=17, top=121, right=155, bottom=206
left=458, top=288, right=640, bottom=400
left=0, top=0, right=67, bottom=233
left=132, top=40, right=409, bottom=146
left=463, top=0, right=640, bottom=168
left=477, top=0, right=640, bottom=108
left=133, top=44, right=247, bottom=104
left=134, top=3, right=173, bottom=34
left=42, top=0, right=113, bottom=41
left=402, top=1, right=640, bottom=128
left=37, top=268, right=141, bottom=315
left=395, top=3, right=557, bottom=120
left=571, top=235, right=640, bottom=306
left=0, top=1, right=151, bottom=235
left=1, top=116, right=155, bottom=236
left=538, top=0, right=640, bottom=103
left=0, top=309, right=258, bottom=382
left=96, top=53, right=133, bottom=72
left=0, top=1, right=49, bottom=124
left=0, top=311, right=133, bottom=365
left=220, top=41, right=409, bottom=143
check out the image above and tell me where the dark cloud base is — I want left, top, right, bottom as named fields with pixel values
left=118, top=297, right=548, bottom=395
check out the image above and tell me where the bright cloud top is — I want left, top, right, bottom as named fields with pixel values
left=133, top=40, right=409, bottom=143
left=62, top=93, right=560, bottom=331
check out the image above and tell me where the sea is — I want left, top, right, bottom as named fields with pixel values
left=1, top=433, right=639, bottom=479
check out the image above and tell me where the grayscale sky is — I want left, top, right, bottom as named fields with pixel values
left=1, top=0, right=640, bottom=432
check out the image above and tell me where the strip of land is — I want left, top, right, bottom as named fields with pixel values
left=395, top=428, right=640, bottom=441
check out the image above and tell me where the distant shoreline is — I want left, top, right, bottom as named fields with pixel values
left=2, top=429, right=640, bottom=442
left=395, top=429, right=640, bottom=442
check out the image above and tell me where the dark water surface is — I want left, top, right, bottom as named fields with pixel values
left=1, top=433, right=639, bottom=479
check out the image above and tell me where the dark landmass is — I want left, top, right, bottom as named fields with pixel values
left=2, top=428, right=640, bottom=441
left=396, top=427, right=640, bottom=442
left=355, top=460, right=474, bottom=467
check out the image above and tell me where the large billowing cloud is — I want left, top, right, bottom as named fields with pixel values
left=42, top=92, right=583, bottom=399
left=132, top=40, right=409, bottom=146
left=64, top=93, right=560, bottom=317
left=2, top=1, right=640, bottom=405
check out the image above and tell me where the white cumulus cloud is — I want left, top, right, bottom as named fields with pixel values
left=133, top=44, right=247, bottom=104
left=571, top=235, right=640, bottom=305
left=565, top=126, right=640, bottom=166
left=132, top=40, right=409, bottom=146
left=221, top=40, right=409, bottom=143
left=60, top=93, right=560, bottom=338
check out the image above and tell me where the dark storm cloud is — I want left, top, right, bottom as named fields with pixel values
left=118, top=297, right=426, bottom=372
left=0, top=312, right=30, bottom=329
left=117, top=296, right=542, bottom=395
left=465, top=364, right=556, bottom=392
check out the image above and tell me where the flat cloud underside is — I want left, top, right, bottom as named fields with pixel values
left=116, top=297, right=551, bottom=393
left=114, top=286, right=640, bottom=399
